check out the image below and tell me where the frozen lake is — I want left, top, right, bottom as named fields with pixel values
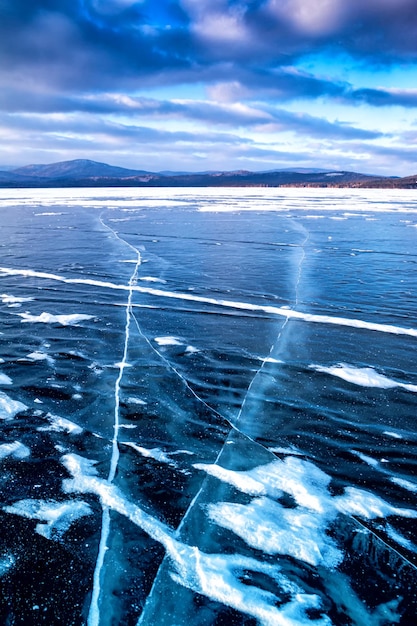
left=0, top=187, right=416, bottom=625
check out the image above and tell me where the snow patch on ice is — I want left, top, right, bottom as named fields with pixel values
left=351, top=450, right=379, bottom=467
left=38, top=414, right=83, bottom=435
left=185, top=345, right=200, bottom=354
left=2, top=266, right=417, bottom=338
left=3, top=499, right=92, bottom=540
left=0, top=373, right=12, bottom=385
left=310, top=363, right=417, bottom=392
left=26, top=351, right=55, bottom=365
left=18, top=312, right=94, bottom=326
left=385, top=524, right=416, bottom=553
left=0, top=554, right=15, bottom=577
left=262, top=356, right=283, bottom=364
left=34, top=212, right=65, bottom=216
left=0, top=441, right=30, bottom=460
left=0, top=392, right=27, bottom=420
left=154, top=336, right=183, bottom=346
left=335, top=487, right=417, bottom=519
left=1, top=293, right=34, bottom=307
left=207, top=496, right=343, bottom=568
left=196, top=456, right=417, bottom=570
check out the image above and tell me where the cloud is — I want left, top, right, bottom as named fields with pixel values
left=0, top=1, right=416, bottom=174
left=2, top=1, right=417, bottom=95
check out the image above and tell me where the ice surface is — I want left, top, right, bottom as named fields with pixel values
left=1, top=188, right=417, bottom=624
left=63, top=454, right=332, bottom=626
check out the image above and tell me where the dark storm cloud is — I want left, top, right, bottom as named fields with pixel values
left=0, top=0, right=195, bottom=91
left=1, top=0, right=417, bottom=93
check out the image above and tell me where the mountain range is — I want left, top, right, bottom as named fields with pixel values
left=0, top=159, right=415, bottom=188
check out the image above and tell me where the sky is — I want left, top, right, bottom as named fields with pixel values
left=1, top=0, right=417, bottom=175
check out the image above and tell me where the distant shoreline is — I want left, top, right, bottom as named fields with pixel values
left=1, top=159, right=416, bottom=189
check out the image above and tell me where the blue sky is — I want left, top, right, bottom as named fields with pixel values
left=1, top=0, right=417, bottom=174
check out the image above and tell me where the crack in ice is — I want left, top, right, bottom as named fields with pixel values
left=87, top=217, right=141, bottom=626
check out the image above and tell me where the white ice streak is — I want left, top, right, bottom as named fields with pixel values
left=122, top=442, right=177, bottom=467
left=2, top=265, right=416, bottom=338
left=385, top=524, right=416, bottom=553
left=0, top=391, right=27, bottom=419
left=18, top=311, right=94, bottom=326
left=127, top=396, right=147, bottom=406
left=351, top=450, right=380, bottom=467
left=139, top=276, right=166, bottom=283
left=390, top=477, right=417, bottom=493
left=311, top=363, right=417, bottom=392
left=3, top=498, right=92, bottom=540
left=384, top=431, right=403, bottom=439
left=196, top=456, right=417, bottom=570
left=34, top=212, right=65, bottom=216
left=0, top=441, right=30, bottom=460
left=38, top=414, right=83, bottom=435
left=62, top=454, right=330, bottom=626
left=0, top=373, right=12, bottom=385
